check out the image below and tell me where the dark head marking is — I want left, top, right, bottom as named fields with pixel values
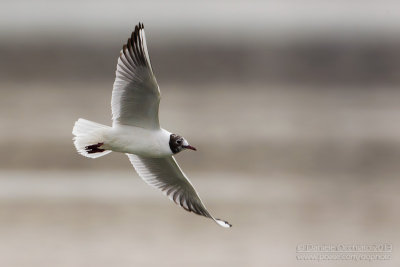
left=169, top=134, right=184, bottom=154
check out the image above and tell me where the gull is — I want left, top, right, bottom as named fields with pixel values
left=72, top=22, right=231, bottom=228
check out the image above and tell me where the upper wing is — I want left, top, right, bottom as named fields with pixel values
left=127, top=154, right=231, bottom=228
left=111, top=23, right=161, bottom=129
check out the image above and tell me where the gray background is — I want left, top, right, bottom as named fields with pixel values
left=1, top=0, right=399, bottom=266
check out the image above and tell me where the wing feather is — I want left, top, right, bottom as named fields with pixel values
left=111, top=23, right=160, bottom=129
left=127, top=154, right=231, bottom=228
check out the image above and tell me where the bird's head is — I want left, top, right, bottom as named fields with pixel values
left=169, top=134, right=197, bottom=154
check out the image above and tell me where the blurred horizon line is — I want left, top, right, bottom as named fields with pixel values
left=1, top=1, right=400, bottom=45
left=2, top=40, right=399, bottom=86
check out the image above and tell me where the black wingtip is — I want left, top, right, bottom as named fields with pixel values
left=136, top=22, right=144, bottom=30
left=216, top=218, right=232, bottom=228
left=131, top=22, right=144, bottom=41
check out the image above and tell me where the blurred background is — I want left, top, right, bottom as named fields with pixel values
left=1, top=0, right=400, bottom=266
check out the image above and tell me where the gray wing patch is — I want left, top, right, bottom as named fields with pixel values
left=127, top=154, right=231, bottom=228
left=111, top=23, right=161, bottom=129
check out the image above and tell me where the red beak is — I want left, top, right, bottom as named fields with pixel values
left=184, top=145, right=197, bottom=151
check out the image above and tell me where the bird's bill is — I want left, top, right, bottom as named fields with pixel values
left=183, top=145, right=197, bottom=151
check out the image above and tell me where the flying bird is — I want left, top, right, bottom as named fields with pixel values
left=72, top=23, right=231, bottom=228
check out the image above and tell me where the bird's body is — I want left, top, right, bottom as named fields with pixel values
left=72, top=23, right=231, bottom=228
left=100, top=125, right=172, bottom=157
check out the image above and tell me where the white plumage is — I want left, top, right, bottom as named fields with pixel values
left=72, top=118, right=111, bottom=158
left=72, top=23, right=231, bottom=228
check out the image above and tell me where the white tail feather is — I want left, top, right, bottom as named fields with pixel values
left=72, top=118, right=112, bottom=158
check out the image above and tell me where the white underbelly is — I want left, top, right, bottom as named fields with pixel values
left=104, top=126, right=172, bottom=157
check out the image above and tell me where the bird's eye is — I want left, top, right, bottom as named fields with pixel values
left=177, top=140, right=182, bottom=144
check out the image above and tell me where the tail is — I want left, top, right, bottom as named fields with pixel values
left=72, top=118, right=112, bottom=158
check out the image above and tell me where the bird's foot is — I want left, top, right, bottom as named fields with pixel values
left=85, top=143, right=105, bottom=154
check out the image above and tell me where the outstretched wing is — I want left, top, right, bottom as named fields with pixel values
left=127, top=154, right=231, bottom=228
left=112, top=23, right=161, bottom=129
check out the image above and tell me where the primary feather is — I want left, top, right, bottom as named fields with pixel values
left=127, top=154, right=231, bottom=228
left=112, top=23, right=161, bottom=129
